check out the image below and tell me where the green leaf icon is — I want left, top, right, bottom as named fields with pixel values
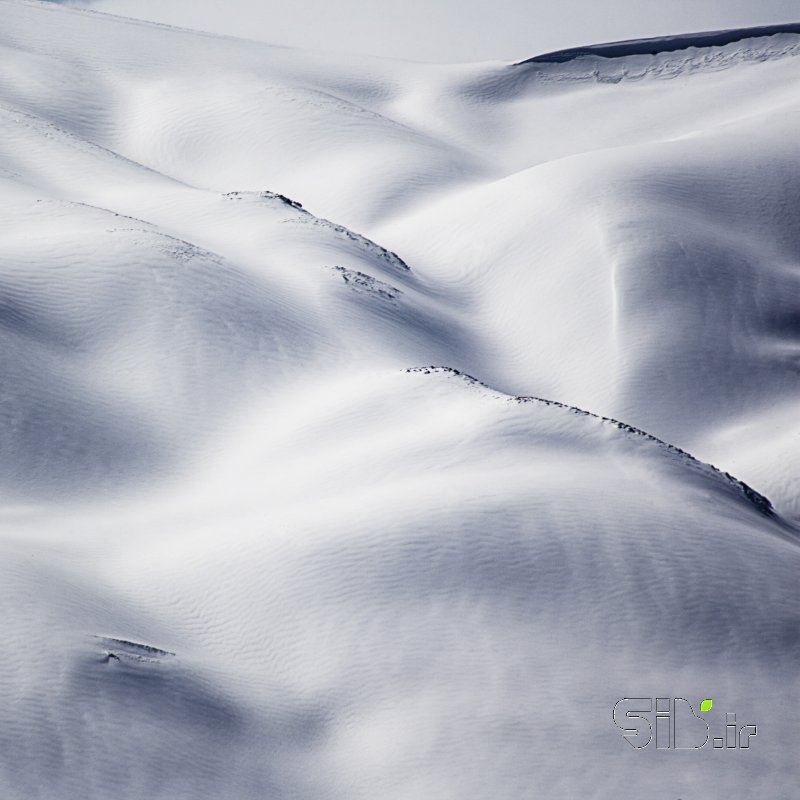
left=699, top=699, right=713, bottom=713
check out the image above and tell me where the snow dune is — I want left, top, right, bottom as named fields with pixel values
left=0, top=2, right=799, bottom=797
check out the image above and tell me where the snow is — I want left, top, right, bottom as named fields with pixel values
left=520, top=23, right=800, bottom=63
left=0, top=1, right=799, bottom=797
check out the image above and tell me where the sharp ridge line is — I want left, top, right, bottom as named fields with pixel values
left=405, top=366, right=776, bottom=518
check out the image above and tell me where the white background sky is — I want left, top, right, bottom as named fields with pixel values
left=79, top=0, right=800, bottom=62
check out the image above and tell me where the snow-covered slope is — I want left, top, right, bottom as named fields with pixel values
left=521, top=22, right=800, bottom=63
left=0, top=2, right=799, bottom=797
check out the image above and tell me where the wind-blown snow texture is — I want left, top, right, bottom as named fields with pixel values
left=1, top=2, right=799, bottom=798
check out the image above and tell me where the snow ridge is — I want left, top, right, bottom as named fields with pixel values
left=406, top=366, right=776, bottom=517
left=519, top=22, right=800, bottom=64
left=223, top=190, right=412, bottom=273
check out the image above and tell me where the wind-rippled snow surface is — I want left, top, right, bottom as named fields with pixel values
left=1, top=2, right=799, bottom=797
